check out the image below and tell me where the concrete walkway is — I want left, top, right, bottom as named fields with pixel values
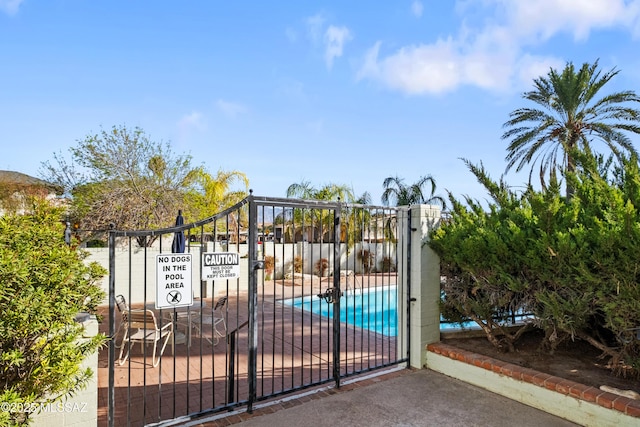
left=191, top=368, right=578, bottom=427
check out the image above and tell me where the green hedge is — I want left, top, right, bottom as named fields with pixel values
left=0, top=200, right=107, bottom=426
left=429, top=153, right=640, bottom=378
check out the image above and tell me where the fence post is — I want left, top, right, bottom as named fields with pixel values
left=408, top=204, right=441, bottom=369
left=247, top=193, right=259, bottom=413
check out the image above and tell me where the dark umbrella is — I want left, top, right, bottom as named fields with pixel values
left=171, top=210, right=186, bottom=253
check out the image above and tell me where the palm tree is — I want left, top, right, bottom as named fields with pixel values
left=286, top=181, right=360, bottom=202
left=502, top=60, right=640, bottom=198
left=285, top=181, right=371, bottom=243
left=191, top=169, right=249, bottom=212
left=184, top=168, right=249, bottom=237
left=381, top=175, right=445, bottom=207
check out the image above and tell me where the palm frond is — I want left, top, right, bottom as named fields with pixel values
left=502, top=59, right=640, bottom=197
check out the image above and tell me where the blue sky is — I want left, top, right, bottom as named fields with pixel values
left=2, top=1, right=640, bottom=206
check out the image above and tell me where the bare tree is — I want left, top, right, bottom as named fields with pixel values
left=41, top=125, right=203, bottom=246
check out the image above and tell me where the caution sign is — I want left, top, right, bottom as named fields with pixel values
left=202, top=252, right=240, bottom=280
left=156, top=254, right=193, bottom=309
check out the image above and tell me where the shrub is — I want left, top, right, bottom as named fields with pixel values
left=314, top=258, right=329, bottom=277
left=381, top=256, right=395, bottom=273
left=293, top=255, right=303, bottom=273
left=0, top=201, right=107, bottom=426
left=264, top=255, right=275, bottom=280
left=429, top=154, right=640, bottom=377
left=356, top=249, right=375, bottom=273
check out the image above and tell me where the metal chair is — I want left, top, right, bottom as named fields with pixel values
left=117, top=309, right=174, bottom=367
left=113, top=294, right=129, bottom=348
left=191, top=296, right=228, bottom=345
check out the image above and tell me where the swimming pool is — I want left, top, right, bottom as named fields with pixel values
left=284, top=286, right=399, bottom=336
left=283, top=286, right=496, bottom=336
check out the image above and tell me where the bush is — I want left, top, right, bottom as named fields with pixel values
left=314, top=258, right=329, bottom=277
left=293, top=255, right=303, bottom=273
left=429, top=152, right=640, bottom=377
left=429, top=154, right=640, bottom=377
left=0, top=201, right=107, bottom=426
left=356, top=249, right=375, bottom=273
left=430, top=160, right=537, bottom=350
left=264, top=255, right=275, bottom=280
left=380, top=256, right=395, bottom=273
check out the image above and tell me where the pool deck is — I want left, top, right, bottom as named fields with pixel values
left=97, top=274, right=400, bottom=426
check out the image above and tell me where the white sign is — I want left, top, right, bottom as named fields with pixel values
left=202, top=252, right=240, bottom=280
left=156, top=253, right=193, bottom=309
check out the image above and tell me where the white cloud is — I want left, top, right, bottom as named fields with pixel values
left=324, top=25, right=352, bottom=69
left=632, top=1, right=640, bottom=38
left=306, top=14, right=325, bottom=44
left=514, top=54, right=565, bottom=89
left=357, top=0, right=640, bottom=95
left=178, top=111, right=205, bottom=131
left=358, top=38, right=524, bottom=95
left=411, top=1, right=424, bottom=18
left=496, top=0, right=636, bottom=42
left=285, top=27, right=297, bottom=43
left=176, top=111, right=206, bottom=147
left=358, top=40, right=462, bottom=95
left=0, top=0, right=24, bottom=15
left=305, top=13, right=353, bottom=70
left=216, top=99, right=247, bottom=118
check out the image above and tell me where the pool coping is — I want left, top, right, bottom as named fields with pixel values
left=427, top=342, right=640, bottom=425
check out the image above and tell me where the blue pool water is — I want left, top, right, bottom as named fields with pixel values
left=285, top=286, right=398, bottom=336
left=284, top=286, right=492, bottom=336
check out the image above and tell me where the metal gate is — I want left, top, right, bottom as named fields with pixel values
left=106, top=195, right=410, bottom=426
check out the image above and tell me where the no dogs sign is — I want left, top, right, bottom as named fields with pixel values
left=156, top=253, right=193, bottom=309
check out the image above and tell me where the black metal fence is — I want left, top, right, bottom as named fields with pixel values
left=106, top=195, right=409, bottom=426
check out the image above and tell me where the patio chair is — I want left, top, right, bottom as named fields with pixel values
left=117, top=309, right=174, bottom=367
left=113, top=294, right=129, bottom=348
left=190, top=296, right=228, bottom=345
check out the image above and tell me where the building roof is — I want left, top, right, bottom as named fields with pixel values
left=0, top=170, right=63, bottom=195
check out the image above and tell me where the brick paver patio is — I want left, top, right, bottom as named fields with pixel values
left=98, top=275, right=400, bottom=426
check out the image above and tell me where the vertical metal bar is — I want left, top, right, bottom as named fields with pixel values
left=107, top=227, right=116, bottom=427
left=288, top=211, right=295, bottom=391
left=280, top=203, right=287, bottom=391
left=226, top=216, right=233, bottom=402
left=142, top=243, right=148, bottom=424
left=258, top=204, right=266, bottom=399
left=210, top=220, right=219, bottom=407
left=247, top=193, right=258, bottom=412
left=270, top=205, right=278, bottom=395
left=404, top=207, right=412, bottom=365
left=196, top=230, right=203, bottom=413
left=269, top=203, right=282, bottom=392
left=384, top=208, right=390, bottom=361
left=362, top=207, right=369, bottom=371
left=227, top=332, right=236, bottom=403
left=354, top=207, right=360, bottom=373
left=234, top=207, right=241, bottom=404
left=332, top=204, right=341, bottom=387
left=347, top=205, right=352, bottom=374
left=126, top=237, right=133, bottom=426
left=157, top=234, right=164, bottom=424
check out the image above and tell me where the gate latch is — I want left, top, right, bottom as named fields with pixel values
left=316, top=287, right=342, bottom=304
